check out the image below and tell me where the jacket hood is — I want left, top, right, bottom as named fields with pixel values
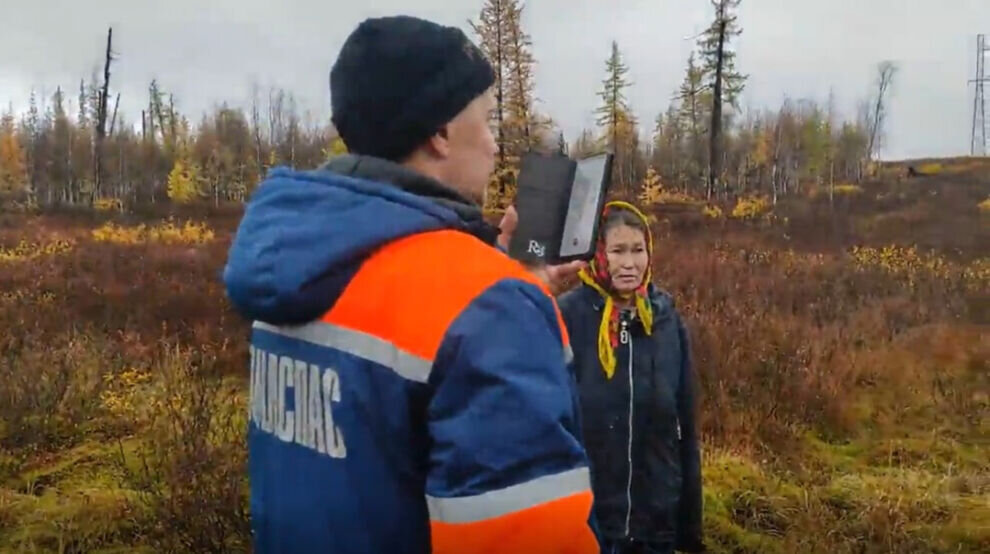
left=222, top=154, right=498, bottom=325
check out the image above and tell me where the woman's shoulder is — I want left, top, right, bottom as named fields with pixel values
left=646, top=284, right=690, bottom=332
left=647, top=283, right=676, bottom=313
left=556, top=284, right=598, bottom=313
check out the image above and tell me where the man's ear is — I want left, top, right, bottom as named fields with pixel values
left=426, top=126, right=452, bottom=159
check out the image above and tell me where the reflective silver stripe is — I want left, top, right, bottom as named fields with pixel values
left=427, top=466, right=590, bottom=524
left=253, top=321, right=433, bottom=383
left=563, top=344, right=574, bottom=365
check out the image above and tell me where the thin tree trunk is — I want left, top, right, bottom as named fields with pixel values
left=94, top=27, right=113, bottom=203
left=109, top=92, right=120, bottom=137
left=708, top=14, right=727, bottom=200
left=829, top=159, right=835, bottom=208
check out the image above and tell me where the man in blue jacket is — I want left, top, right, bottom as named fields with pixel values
left=222, top=14, right=600, bottom=554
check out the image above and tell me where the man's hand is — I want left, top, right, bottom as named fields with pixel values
left=498, top=205, right=586, bottom=296
left=530, top=260, right=586, bottom=296
left=495, top=204, right=518, bottom=251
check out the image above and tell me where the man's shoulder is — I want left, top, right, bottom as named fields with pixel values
left=327, top=229, right=556, bottom=363
left=380, top=229, right=548, bottom=295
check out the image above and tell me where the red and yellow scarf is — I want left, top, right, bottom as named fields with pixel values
left=576, top=201, right=654, bottom=379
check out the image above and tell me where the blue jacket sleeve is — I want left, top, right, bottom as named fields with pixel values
left=424, top=279, right=599, bottom=554
left=675, top=313, right=705, bottom=552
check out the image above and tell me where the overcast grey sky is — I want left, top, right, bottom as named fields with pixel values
left=1, top=0, right=987, bottom=160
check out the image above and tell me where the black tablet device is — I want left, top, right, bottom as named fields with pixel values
left=508, top=151, right=613, bottom=265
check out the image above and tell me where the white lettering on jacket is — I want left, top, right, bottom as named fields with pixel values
left=249, top=345, right=347, bottom=458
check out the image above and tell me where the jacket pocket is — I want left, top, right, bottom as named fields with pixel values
left=646, top=349, right=680, bottom=439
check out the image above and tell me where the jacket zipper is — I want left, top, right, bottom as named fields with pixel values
left=621, top=317, right=633, bottom=537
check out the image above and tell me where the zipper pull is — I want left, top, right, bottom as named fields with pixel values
left=676, top=419, right=682, bottom=440
left=620, top=319, right=630, bottom=345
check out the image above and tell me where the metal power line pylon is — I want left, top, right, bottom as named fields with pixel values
left=970, top=34, right=990, bottom=156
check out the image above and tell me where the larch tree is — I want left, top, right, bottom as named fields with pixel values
left=473, top=0, right=546, bottom=208
left=0, top=109, right=29, bottom=199
left=20, top=90, right=43, bottom=204
left=639, top=166, right=663, bottom=206
left=700, top=0, right=746, bottom=199
left=677, top=52, right=710, bottom=195
left=166, top=149, right=201, bottom=204
left=471, top=0, right=512, bottom=204
left=504, top=0, right=543, bottom=151
left=749, top=119, right=773, bottom=194
left=51, top=87, right=72, bottom=205
left=596, top=41, right=638, bottom=194
left=799, top=101, right=829, bottom=188
left=571, top=128, right=600, bottom=159
left=653, top=104, right=686, bottom=190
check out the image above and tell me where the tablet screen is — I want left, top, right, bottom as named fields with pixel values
left=559, top=153, right=610, bottom=258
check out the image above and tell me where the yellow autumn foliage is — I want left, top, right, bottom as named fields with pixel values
left=850, top=245, right=989, bottom=291
left=93, top=198, right=123, bottom=212
left=731, top=196, right=772, bottom=220
left=100, top=368, right=154, bottom=420
left=0, top=239, right=74, bottom=262
left=640, top=185, right=705, bottom=206
left=639, top=167, right=663, bottom=206
left=484, top=162, right=520, bottom=212
left=90, top=220, right=215, bottom=245
left=0, top=121, right=29, bottom=196
left=834, top=184, right=863, bottom=196
left=702, top=205, right=724, bottom=219
left=167, top=158, right=202, bottom=204
left=324, top=136, right=348, bottom=160
left=0, top=289, right=56, bottom=305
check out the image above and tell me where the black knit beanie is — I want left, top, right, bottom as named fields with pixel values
left=330, top=15, right=495, bottom=161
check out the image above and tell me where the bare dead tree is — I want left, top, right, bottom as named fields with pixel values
left=287, top=94, right=299, bottom=167
left=148, top=83, right=157, bottom=142
left=93, top=26, right=115, bottom=202
left=866, top=61, right=898, bottom=164
left=250, top=82, right=264, bottom=173
left=168, top=94, right=177, bottom=143
left=109, top=92, right=121, bottom=137
left=826, top=88, right=837, bottom=206
left=268, top=87, right=285, bottom=164
left=771, top=110, right=783, bottom=204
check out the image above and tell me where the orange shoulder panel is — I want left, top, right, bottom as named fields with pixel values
left=430, top=490, right=597, bottom=554
left=324, top=230, right=569, bottom=363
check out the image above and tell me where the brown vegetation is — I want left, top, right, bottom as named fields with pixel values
left=0, top=158, right=986, bottom=552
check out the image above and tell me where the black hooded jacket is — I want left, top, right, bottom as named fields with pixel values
left=558, top=284, right=704, bottom=552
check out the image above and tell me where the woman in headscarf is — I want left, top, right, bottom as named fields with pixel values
left=558, top=201, right=705, bottom=554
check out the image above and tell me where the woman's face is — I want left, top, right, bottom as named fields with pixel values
left=604, top=224, right=649, bottom=293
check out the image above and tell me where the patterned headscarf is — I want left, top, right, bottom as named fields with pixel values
left=576, top=201, right=654, bottom=379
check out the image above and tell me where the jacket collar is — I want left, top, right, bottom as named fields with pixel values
left=320, top=154, right=499, bottom=245
left=580, top=282, right=674, bottom=326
